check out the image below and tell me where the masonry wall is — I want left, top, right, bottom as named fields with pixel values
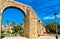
left=0, top=0, right=38, bottom=39
left=0, top=0, right=46, bottom=39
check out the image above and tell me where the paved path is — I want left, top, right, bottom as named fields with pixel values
left=37, top=36, right=60, bottom=39
left=2, top=36, right=28, bottom=39
left=2, top=36, right=60, bottom=39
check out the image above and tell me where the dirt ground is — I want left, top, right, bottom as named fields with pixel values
left=2, top=35, right=60, bottom=39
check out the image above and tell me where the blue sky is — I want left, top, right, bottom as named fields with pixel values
left=2, top=8, right=25, bottom=26
left=2, top=0, right=60, bottom=26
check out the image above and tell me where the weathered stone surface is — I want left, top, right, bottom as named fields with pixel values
left=0, top=0, right=46, bottom=39
left=37, top=18, right=46, bottom=36
left=0, top=0, right=38, bottom=39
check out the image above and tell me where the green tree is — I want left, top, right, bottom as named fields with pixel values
left=12, top=22, right=16, bottom=26
left=6, top=20, right=9, bottom=34
left=45, top=22, right=59, bottom=33
left=6, top=20, right=9, bottom=25
left=13, top=24, right=24, bottom=36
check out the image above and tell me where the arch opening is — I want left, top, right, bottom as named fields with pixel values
left=1, top=6, right=26, bottom=37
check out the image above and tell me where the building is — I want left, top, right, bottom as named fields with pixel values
left=2, top=24, right=14, bottom=33
left=2, top=25, right=7, bottom=31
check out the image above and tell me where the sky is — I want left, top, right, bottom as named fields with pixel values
left=2, top=0, right=60, bottom=26
left=2, top=8, right=25, bottom=26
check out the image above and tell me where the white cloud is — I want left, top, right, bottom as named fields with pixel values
left=44, top=14, right=60, bottom=20
left=44, top=16, right=54, bottom=20
left=58, top=14, right=60, bottom=18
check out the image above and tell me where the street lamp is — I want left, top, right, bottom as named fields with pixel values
left=54, top=13, right=58, bottom=39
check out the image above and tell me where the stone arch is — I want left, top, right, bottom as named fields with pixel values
left=2, top=6, right=26, bottom=17
left=1, top=5, right=29, bottom=38
left=1, top=1, right=27, bottom=15
left=0, top=0, right=38, bottom=39
left=2, top=6, right=26, bottom=36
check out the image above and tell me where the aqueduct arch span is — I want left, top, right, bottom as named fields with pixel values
left=0, top=0, right=39, bottom=39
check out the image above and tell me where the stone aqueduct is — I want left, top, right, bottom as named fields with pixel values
left=0, top=0, right=46, bottom=39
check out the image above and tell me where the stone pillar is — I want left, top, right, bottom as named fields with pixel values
left=24, top=7, right=38, bottom=39
left=28, top=9, right=38, bottom=39
left=40, top=23, right=44, bottom=35
left=29, top=16, right=38, bottom=39
left=24, top=16, right=29, bottom=38
left=24, top=11, right=37, bottom=39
